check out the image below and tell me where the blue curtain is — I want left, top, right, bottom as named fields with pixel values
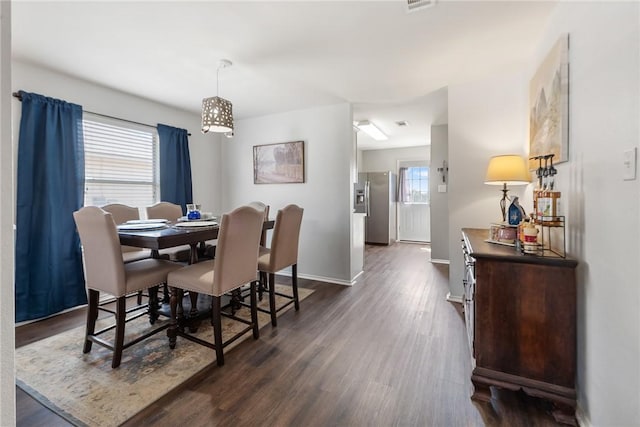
left=158, top=124, right=193, bottom=214
left=15, top=91, right=87, bottom=322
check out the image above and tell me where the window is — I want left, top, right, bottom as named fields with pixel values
left=82, top=115, right=159, bottom=207
left=399, top=166, right=429, bottom=204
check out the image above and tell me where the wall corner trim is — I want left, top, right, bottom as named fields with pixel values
left=445, top=292, right=463, bottom=304
left=575, top=404, right=591, bottom=427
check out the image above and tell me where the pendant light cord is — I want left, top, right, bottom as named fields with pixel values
left=216, top=65, right=220, bottom=96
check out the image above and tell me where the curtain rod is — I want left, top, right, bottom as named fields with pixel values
left=12, top=92, right=191, bottom=136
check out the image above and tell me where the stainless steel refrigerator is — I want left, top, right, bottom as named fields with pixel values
left=354, top=171, right=396, bottom=245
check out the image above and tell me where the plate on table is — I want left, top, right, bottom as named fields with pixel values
left=117, top=223, right=167, bottom=231
left=177, top=216, right=217, bottom=222
left=125, top=219, right=169, bottom=224
left=173, top=221, right=218, bottom=228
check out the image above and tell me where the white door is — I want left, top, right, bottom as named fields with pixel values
left=397, top=161, right=430, bottom=242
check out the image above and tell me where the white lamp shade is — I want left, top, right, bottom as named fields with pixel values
left=484, top=155, right=531, bottom=185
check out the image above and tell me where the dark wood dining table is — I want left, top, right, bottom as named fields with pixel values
left=118, top=219, right=274, bottom=333
left=119, top=219, right=274, bottom=260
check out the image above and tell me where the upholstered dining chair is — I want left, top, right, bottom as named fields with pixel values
left=73, top=206, right=182, bottom=368
left=239, top=201, right=270, bottom=302
left=204, top=201, right=269, bottom=260
left=145, top=201, right=191, bottom=262
left=102, top=203, right=152, bottom=305
left=248, top=201, right=270, bottom=246
left=146, top=201, right=183, bottom=221
left=257, top=204, right=304, bottom=327
left=166, top=204, right=265, bottom=366
left=102, top=203, right=151, bottom=263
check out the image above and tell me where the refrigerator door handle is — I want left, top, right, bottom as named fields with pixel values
left=365, top=181, right=370, bottom=216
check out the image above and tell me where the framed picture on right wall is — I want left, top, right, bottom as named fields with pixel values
left=253, top=140, right=305, bottom=184
left=529, top=34, right=570, bottom=170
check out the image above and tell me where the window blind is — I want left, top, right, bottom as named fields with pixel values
left=82, top=116, right=159, bottom=208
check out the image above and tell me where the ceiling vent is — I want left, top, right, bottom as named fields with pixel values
left=407, top=0, right=436, bottom=13
left=395, top=120, right=409, bottom=127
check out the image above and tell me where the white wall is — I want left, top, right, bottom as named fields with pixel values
left=0, top=2, right=15, bottom=425
left=538, top=3, right=639, bottom=425
left=448, top=69, right=529, bottom=298
left=448, top=3, right=640, bottom=425
left=11, top=61, right=221, bottom=214
left=220, top=103, right=355, bottom=284
left=430, top=125, right=449, bottom=261
left=361, top=146, right=429, bottom=172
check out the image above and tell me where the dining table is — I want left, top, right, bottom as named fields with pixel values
left=117, top=218, right=275, bottom=334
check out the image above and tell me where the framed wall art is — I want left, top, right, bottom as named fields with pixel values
left=253, top=140, right=305, bottom=184
left=529, top=34, right=569, bottom=170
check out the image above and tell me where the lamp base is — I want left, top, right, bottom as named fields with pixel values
left=499, top=183, right=510, bottom=223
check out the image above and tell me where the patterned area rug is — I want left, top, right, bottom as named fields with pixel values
left=16, top=285, right=312, bottom=427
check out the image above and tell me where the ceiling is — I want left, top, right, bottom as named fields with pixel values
left=11, top=1, right=556, bottom=150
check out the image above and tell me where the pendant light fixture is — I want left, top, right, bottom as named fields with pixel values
left=201, top=59, right=234, bottom=134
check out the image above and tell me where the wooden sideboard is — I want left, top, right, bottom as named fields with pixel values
left=461, top=228, right=578, bottom=425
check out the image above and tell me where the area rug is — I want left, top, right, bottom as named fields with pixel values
left=16, top=285, right=312, bottom=427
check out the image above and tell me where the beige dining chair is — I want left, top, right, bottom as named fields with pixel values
left=102, top=203, right=151, bottom=263
left=166, top=204, right=264, bottom=366
left=203, top=201, right=268, bottom=260
left=237, top=201, right=270, bottom=302
left=257, top=204, right=304, bottom=327
left=248, top=201, right=270, bottom=246
left=146, top=201, right=191, bottom=262
left=102, top=203, right=153, bottom=305
left=73, top=206, right=182, bottom=368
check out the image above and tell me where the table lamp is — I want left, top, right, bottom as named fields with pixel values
left=484, top=154, right=531, bottom=222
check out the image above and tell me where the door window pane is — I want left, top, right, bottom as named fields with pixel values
left=405, top=166, right=429, bottom=204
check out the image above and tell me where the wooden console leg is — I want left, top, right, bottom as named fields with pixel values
left=551, top=402, right=577, bottom=426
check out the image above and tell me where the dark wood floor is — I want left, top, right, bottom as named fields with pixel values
left=16, top=243, right=563, bottom=426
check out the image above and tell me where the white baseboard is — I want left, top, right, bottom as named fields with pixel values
left=431, top=259, right=450, bottom=265
left=446, top=292, right=463, bottom=304
left=398, top=239, right=429, bottom=244
left=350, top=270, right=364, bottom=284
left=576, top=403, right=591, bottom=427
left=277, top=270, right=353, bottom=286
left=15, top=303, right=86, bottom=327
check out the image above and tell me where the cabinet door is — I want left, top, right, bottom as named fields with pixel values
left=474, top=259, right=576, bottom=386
left=462, top=241, right=475, bottom=357
left=463, top=262, right=475, bottom=357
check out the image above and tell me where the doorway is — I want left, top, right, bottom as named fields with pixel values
left=397, top=160, right=430, bottom=243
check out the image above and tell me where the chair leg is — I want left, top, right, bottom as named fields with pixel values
left=148, top=285, right=159, bottom=325
left=163, top=283, right=170, bottom=304
left=168, top=287, right=179, bottom=349
left=258, top=271, right=267, bottom=301
left=137, top=290, right=143, bottom=305
left=212, top=296, right=225, bottom=366
left=112, top=296, right=127, bottom=369
left=292, top=264, right=300, bottom=311
left=84, top=289, right=99, bottom=353
left=230, top=289, right=242, bottom=315
left=250, top=280, right=260, bottom=339
left=268, top=273, right=277, bottom=327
